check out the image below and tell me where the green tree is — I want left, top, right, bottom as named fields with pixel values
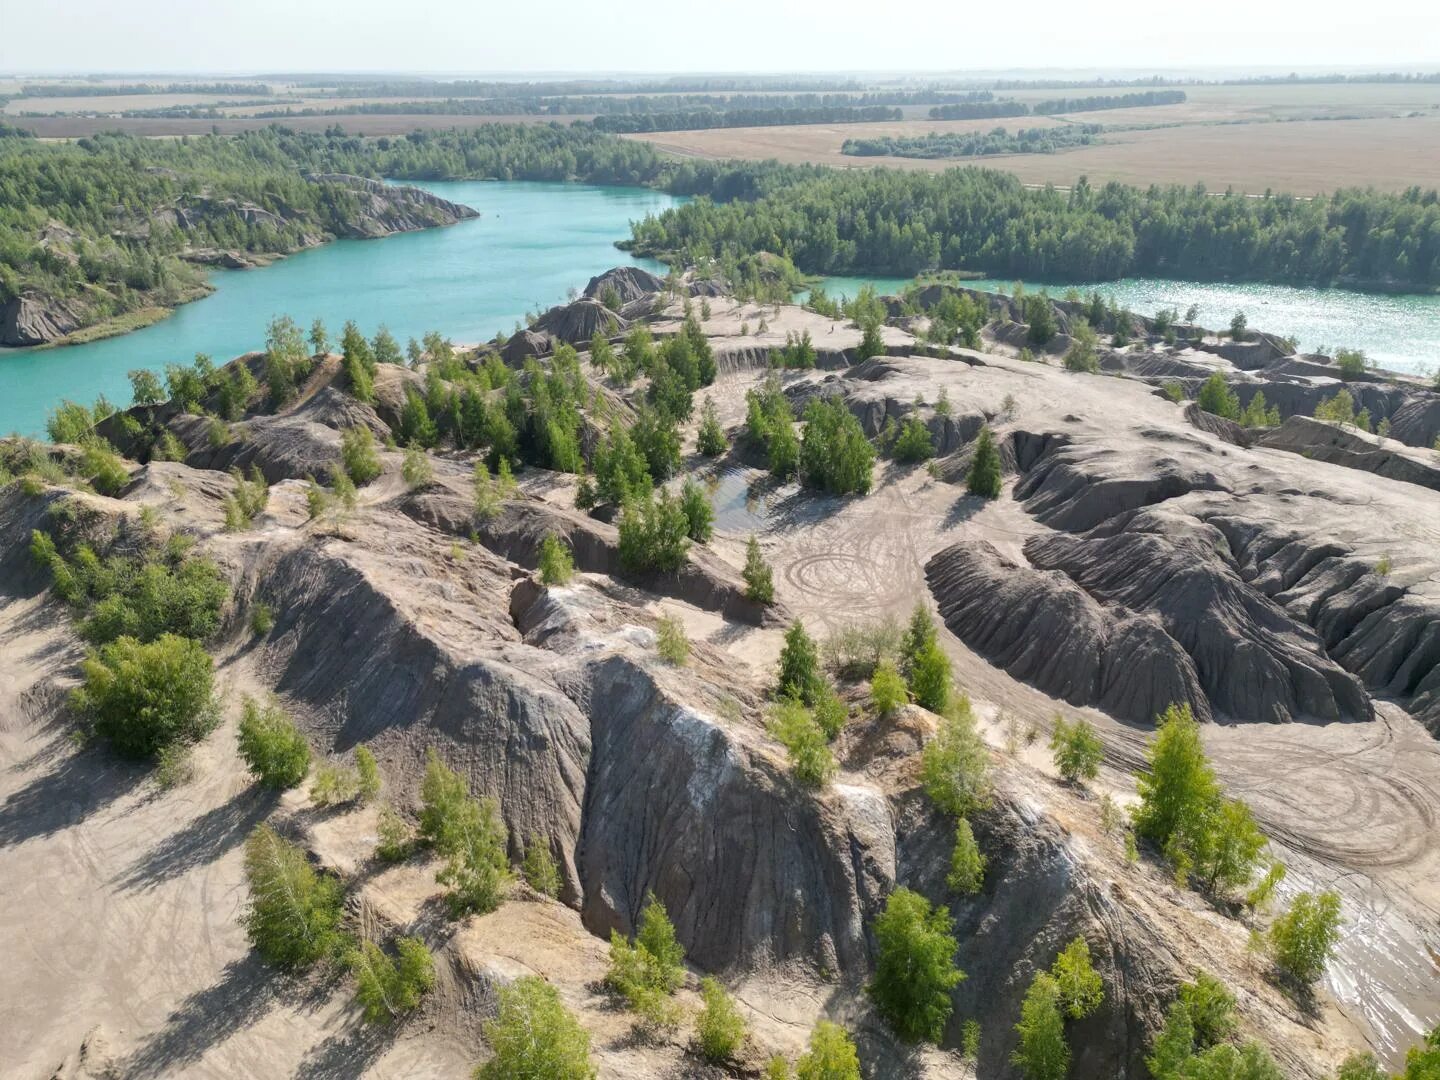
left=870, top=658, right=907, bottom=715
left=696, top=396, right=728, bottom=456
left=697, top=977, right=747, bottom=1063
left=341, top=426, right=383, bottom=485
left=656, top=614, right=690, bottom=665
left=129, top=369, right=165, bottom=406
left=478, top=976, right=598, bottom=1080
left=921, top=700, right=991, bottom=817
left=799, top=397, right=874, bottom=495
left=606, top=894, right=686, bottom=1031
left=892, top=417, right=935, bottom=463
left=420, top=749, right=510, bottom=916
left=1024, top=295, right=1057, bottom=346
left=1230, top=311, right=1248, bottom=341
left=1133, top=704, right=1220, bottom=851
left=768, top=699, right=836, bottom=788
left=743, top=534, right=775, bottom=604
left=1177, top=973, right=1237, bottom=1048
left=372, top=325, right=404, bottom=366
left=237, top=697, right=311, bottom=789
left=539, top=532, right=575, bottom=585
left=1268, top=890, right=1342, bottom=985
left=1050, top=716, right=1103, bottom=784
left=348, top=936, right=436, bottom=1023
left=1192, top=797, right=1267, bottom=896
left=1334, top=348, right=1371, bottom=378
left=856, top=318, right=885, bottom=361
left=309, top=318, right=330, bottom=356
left=795, top=1022, right=861, bottom=1080
left=966, top=426, right=1002, bottom=498
left=402, top=446, right=433, bottom=488
left=868, top=887, right=964, bottom=1042
left=71, top=633, right=217, bottom=759
left=778, top=620, right=827, bottom=705
left=341, top=321, right=376, bottom=403
left=1051, top=937, right=1104, bottom=1019
left=909, top=636, right=953, bottom=713
left=355, top=745, right=381, bottom=802
left=1012, top=973, right=1069, bottom=1080
left=679, top=477, right=714, bottom=541
left=947, top=817, right=986, bottom=894
left=1197, top=373, right=1241, bottom=421
left=618, top=488, right=691, bottom=573
left=243, top=824, right=344, bottom=969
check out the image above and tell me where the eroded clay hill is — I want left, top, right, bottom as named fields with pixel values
left=2, top=272, right=1438, bottom=1078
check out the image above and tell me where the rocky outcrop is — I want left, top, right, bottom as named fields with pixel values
left=583, top=266, right=664, bottom=305
left=1259, top=415, right=1440, bottom=493
left=1025, top=509, right=1373, bottom=724
left=532, top=298, right=627, bottom=344
left=500, top=329, right=553, bottom=365
left=304, top=174, right=479, bottom=237
left=926, top=541, right=1209, bottom=725
left=0, top=293, right=84, bottom=347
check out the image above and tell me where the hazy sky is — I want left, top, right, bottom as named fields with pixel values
left=4, top=0, right=1438, bottom=75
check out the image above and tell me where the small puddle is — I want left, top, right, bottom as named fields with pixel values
left=705, top=466, right=775, bottom=534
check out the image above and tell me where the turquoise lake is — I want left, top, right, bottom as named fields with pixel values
left=3, top=179, right=1437, bottom=437
left=0, top=180, right=680, bottom=437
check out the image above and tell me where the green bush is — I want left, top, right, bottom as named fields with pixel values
left=920, top=699, right=991, bottom=817
left=348, top=936, right=436, bottom=1023
left=1268, top=890, right=1342, bottom=986
left=78, top=437, right=131, bottom=495
left=375, top=804, right=415, bottom=863
left=538, top=532, right=575, bottom=585
left=696, top=976, right=747, bottom=1063
left=1051, top=937, right=1104, bottom=1019
left=962, top=1019, right=981, bottom=1060
left=402, top=446, right=434, bottom=488
left=1063, top=321, right=1100, bottom=373
left=966, top=426, right=1002, bottom=499
left=1133, top=704, right=1219, bottom=851
left=867, top=887, right=964, bottom=1042
left=743, top=534, right=775, bottom=604
left=72, top=633, right=217, bottom=759
left=356, top=745, right=382, bottom=802
left=745, top=376, right=799, bottom=480
left=478, top=975, right=598, bottom=1079
left=812, top=686, right=848, bottom=740
left=250, top=602, right=275, bottom=636
left=656, top=614, right=690, bottom=665
left=311, top=760, right=360, bottom=805
left=870, top=658, right=908, bottom=715
left=909, top=636, right=954, bottom=713
left=947, top=817, right=986, bottom=894
left=606, top=894, right=686, bottom=1024
left=223, top=465, right=269, bottom=530
left=778, top=620, right=827, bottom=705
left=420, top=749, right=511, bottom=916
left=696, top=396, right=728, bottom=456
left=342, top=426, right=383, bottom=486
left=618, top=488, right=690, bottom=573
left=856, top=318, right=885, bottom=362
left=1024, top=294, right=1057, bottom=345
left=678, top=477, right=714, bottom=542
left=1177, top=972, right=1236, bottom=1048
left=1050, top=716, right=1103, bottom=784
left=1146, top=989, right=1282, bottom=1080
left=800, top=397, right=874, bottom=495
left=768, top=699, right=836, bottom=788
left=1012, top=973, right=1068, bottom=1080
left=243, top=824, right=344, bottom=969
left=795, top=1022, right=861, bottom=1080
left=522, top=835, right=561, bottom=898
left=237, top=697, right=311, bottom=789
left=1197, top=373, right=1241, bottom=421
left=892, top=417, right=934, bottom=463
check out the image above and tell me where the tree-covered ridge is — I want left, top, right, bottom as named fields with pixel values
left=587, top=106, right=903, bottom=134
left=0, top=125, right=665, bottom=322
left=843, top=125, right=1102, bottom=160
left=629, top=165, right=1440, bottom=288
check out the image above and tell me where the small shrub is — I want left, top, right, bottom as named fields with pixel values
left=618, top=488, right=690, bottom=574
left=696, top=977, right=747, bottom=1063
left=402, top=446, right=433, bottom=489
left=696, top=397, right=727, bottom=456
left=966, top=426, right=1002, bottom=499
left=679, top=477, right=714, bottom=542
left=812, top=686, right=848, bottom=740
left=1375, top=555, right=1392, bottom=577
left=606, top=894, right=686, bottom=1016
left=1163, top=381, right=1186, bottom=403
left=1197, top=373, right=1241, bottom=421
left=947, top=817, right=986, bottom=894
left=71, top=633, right=218, bottom=760
left=311, top=761, right=360, bottom=806
left=250, top=602, right=275, bottom=637
left=892, top=417, right=934, bottom=463
left=1268, top=890, right=1342, bottom=985
left=420, top=749, right=510, bottom=916
left=743, top=534, right=774, bottom=605
left=375, top=804, right=415, bottom=863
left=961, top=1019, right=981, bottom=1060
left=768, top=699, right=836, bottom=788
left=870, top=658, right=908, bottom=715
left=1050, top=716, right=1103, bottom=784
left=1063, top=321, right=1100, bottom=373
left=1012, top=973, right=1068, bottom=1080
left=778, top=620, right=827, bottom=706
left=522, top=835, right=561, bottom=898
left=348, top=936, right=436, bottom=1023
left=538, top=533, right=575, bottom=585
left=237, top=697, right=311, bottom=789
left=79, top=437, right=131, bottom=495
left=656, top=614, right=690, bottom=665
left=920, top=699, right=991, bottom=817
left=341, top=426, right=382, bottom=486
left=867, top=887, right=964, bottom=1042
left=795, top=1022, right=860, bottom=1080
left=1177, top=972, right=1237, bottom=1048
left=1335, top=348, right=1370, bottom=378
left=478, top=976, right=598, bottom=1079
left=1051, top=937, right=1104, bottom=1019
left=356, top=745, right=382, bottom=803
left=223, top=465, right=269, bottom=530
left=909, top=636, right=954, bottom=713
left=824, top=617, right=901, bottom=681
left=243, top=824, right=344, bottom=969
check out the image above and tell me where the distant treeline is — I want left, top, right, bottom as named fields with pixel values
left=1033, top=90, right=1187, bottom=113
left=928, top=90, right=1185, bottom=119
left=289, top=76, right=867, bottom=97
left=19, top=82, right=271, bottom=98
left=628, top=161, right=1440, bottom=289
left=586, top=107, right=903, bottom=134
left=991, top=72, right=1440, bottom=89
left=842, top=125, right=1102, bottom=159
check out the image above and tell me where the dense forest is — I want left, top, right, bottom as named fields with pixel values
left=843, top=125, right=1103, bottom=159
left=4, top=121, right=1438, bottom=339
left=18, top=81, right=271, bottom=98
left=1032, top=90, right=1187, bottom=113
left=927, top=102, right=1031, bottom=120
left=628, top=164, right=1440, bottom=287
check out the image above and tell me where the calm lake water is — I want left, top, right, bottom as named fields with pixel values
left=5, top=179, right=1437, bottom=436
left=815, top=275, right=1440, bottom=376
left=0, top=180, right=680, bottom=437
